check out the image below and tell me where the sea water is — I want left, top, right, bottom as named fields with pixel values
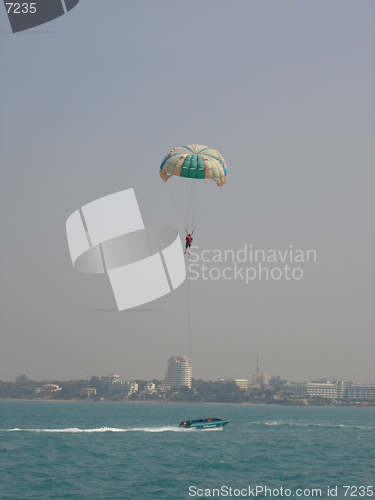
left=0, top=401, right=374, bottom=499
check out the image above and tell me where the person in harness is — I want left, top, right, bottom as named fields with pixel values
left=185, top=233, right=193, bottom=255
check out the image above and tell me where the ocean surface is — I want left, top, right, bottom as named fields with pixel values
left=0, top=401, right=374, bottom=499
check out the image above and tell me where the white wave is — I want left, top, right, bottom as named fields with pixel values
left=252, top=421, right=373, bottom=430
left=1, top=426, right=189, bottom=433
left=295, top=423, right=373, bottom=430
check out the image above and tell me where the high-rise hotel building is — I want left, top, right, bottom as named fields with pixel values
left=162, top=355, right=192, bottom=389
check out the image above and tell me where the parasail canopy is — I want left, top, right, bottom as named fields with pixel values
left=160, top=144, right=227, bottom=187
left=159, top=144, right=228, bottom=233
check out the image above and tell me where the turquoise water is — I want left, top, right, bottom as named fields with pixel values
left=0, top=401, right=374, bottom=499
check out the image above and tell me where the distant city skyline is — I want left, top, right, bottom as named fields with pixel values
left=8, top=364, right=375, bottom=389
left=4, top=369, right=374, bottom=404
left=5, top=357, right=374, bottom=386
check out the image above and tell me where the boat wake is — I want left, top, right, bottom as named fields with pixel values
left=1, top=426, right=191, bottom=434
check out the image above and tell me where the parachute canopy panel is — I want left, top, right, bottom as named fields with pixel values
left=160, top=144, right=227, bottom=187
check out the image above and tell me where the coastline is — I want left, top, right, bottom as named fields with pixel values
left=0, top=398, right=373, bottom=407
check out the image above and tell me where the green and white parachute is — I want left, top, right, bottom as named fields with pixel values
left=159, top=144, right=228, bottom=232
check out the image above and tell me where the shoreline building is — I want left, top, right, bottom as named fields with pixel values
left=141, top=382, right=156, bottom=395
left=43, top=384, right=61, bottom=392
left=226, top=378, right=248, bottom=391
left=161, top=356, right=192, bottom=389
left=260, top=371, right=269, bottom=386
left=252, top=371, right=269, bottom=386
left=101, top=375, right=138, bottom=397
left=252, top=355, right=269, bottom=387
left=283, top=383, right=308, bottom=396
left=101, top=374, right=121, bottom=390
left=80, top=388, right=97, bottom=397
left=234, top=378, right=248, bottom=391
left=348, top=383, right=375, bottom=399
left=282, top=380, right=375, bottom=399
left=306, top=382, right=337, bottom=399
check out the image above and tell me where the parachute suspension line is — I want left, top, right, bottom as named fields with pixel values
left=192, top=183, right=220, bottom=234
left=164, top=179, right=187, bottom=233
left=164, top=176, right=220, bottom=234
left=199, top=186, right=220, bottom=229
left=187, top=178, right=197, bottom=233
left=191, top=179, right=207, bottom=232
left=191, top=179, right=198, bottom=232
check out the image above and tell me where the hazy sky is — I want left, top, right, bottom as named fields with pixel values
left=0, top=1, right=374, bottom=383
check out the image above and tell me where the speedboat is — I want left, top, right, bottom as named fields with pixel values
left=179, top=418, right=230, bottom=429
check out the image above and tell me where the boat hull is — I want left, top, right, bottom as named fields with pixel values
left=179, top=418, right=230, bottom=429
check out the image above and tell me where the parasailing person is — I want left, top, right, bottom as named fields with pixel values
left=185, top=232, right=193, bottom=254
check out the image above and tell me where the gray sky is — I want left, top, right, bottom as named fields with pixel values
left=0, top=0, right=374, bottom=383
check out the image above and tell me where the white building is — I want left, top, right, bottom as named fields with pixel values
left=283, top=383, right=308, bottom=396
left=347, top=383, right=374, bottom=399
left=336, top=380, right=347, bottom=399
left=101, top=374, right=121, bottom=390
left=234, top=378, right=248, bottom=391
left=162, top=356, right=192, bottom=389
left=102, top=375, right=138, bottom=397
left=108, top=380, right=138, bottom=395
left=283, top=381, right=336, bottom=398
left=108, top=380, right=127, bottom=392
left=226, top=378, right=248, bottom=390
left=128, top=381, right=138, bottom=395
left=80, top=388, right=96, bottom=397
left=260, top=371, right=269, bottom=386
left=43, top=384, right=61, bottom=392
left=283, top=381, right=337, bottom=398
left=307, top=382, right=337, bottom=398
left=142, top=382, right=156, bottom=394
left=283, top=380, right=375, bottom=400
